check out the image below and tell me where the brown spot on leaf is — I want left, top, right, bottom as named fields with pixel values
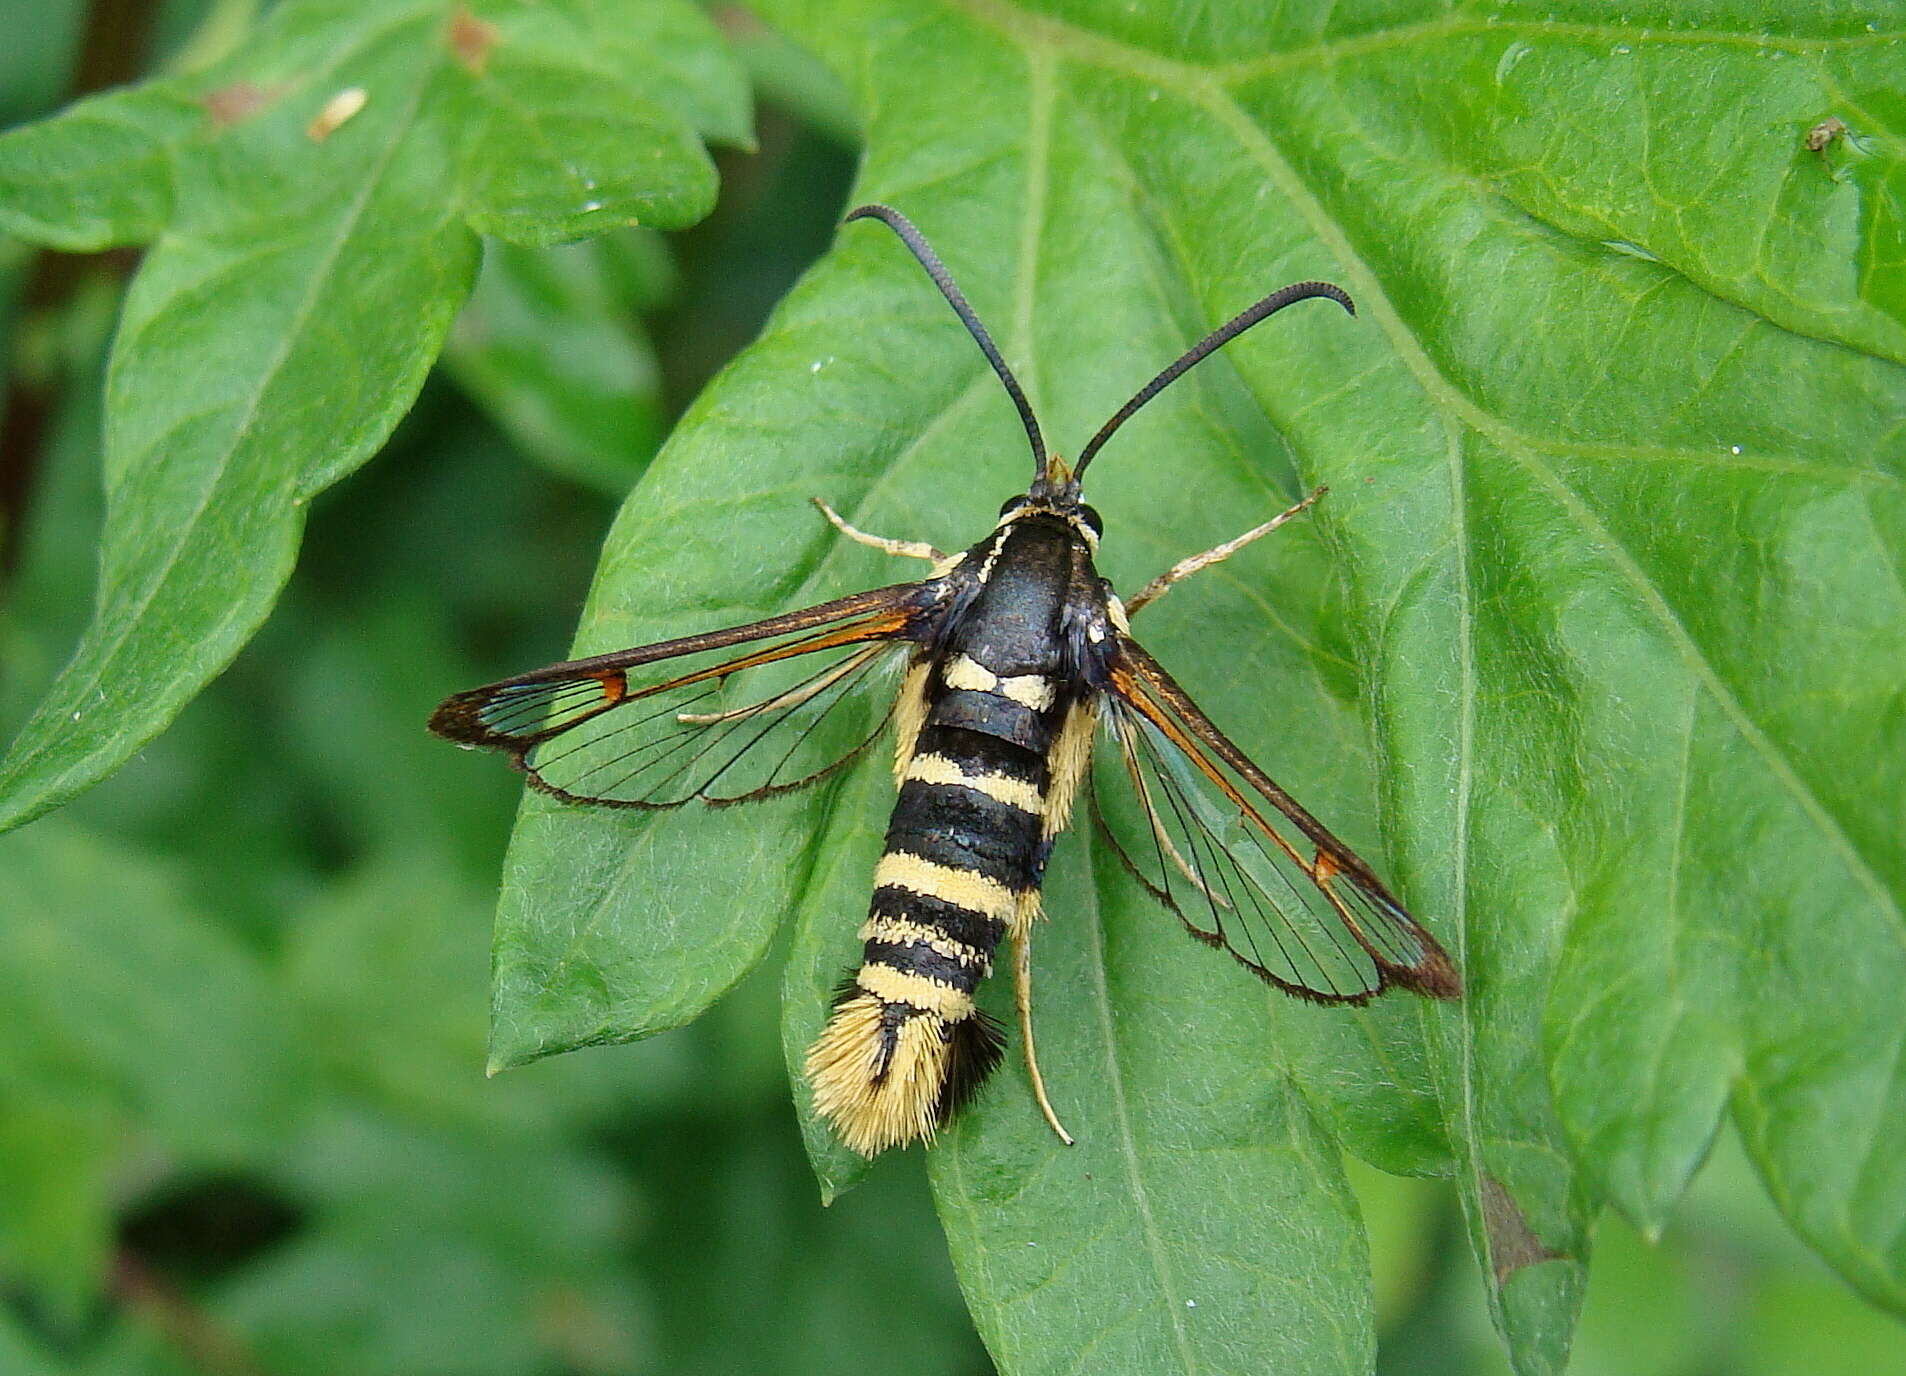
left=710, top=5, right=764, bottom=39
left=1479, top=1175, right=1560, bottom=1287
left=203, top=82, right=272, bottom=126
left=448, top=6, right=499, bottom=73
left=1806, top=116, right=1848, bottom=153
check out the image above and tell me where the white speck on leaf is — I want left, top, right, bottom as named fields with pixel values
left=1495, top=41, right=1532, bottom=84
left=306, top=86, right=367, bottom=141
left=1731, top=445, right=1742, bottom=454
left=581, top=200, right=603, bottom=213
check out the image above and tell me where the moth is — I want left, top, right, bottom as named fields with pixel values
left=431, top=204, right=1460, bottom=1157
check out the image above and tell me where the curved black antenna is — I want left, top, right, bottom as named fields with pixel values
left=846, top=204, right=1047, bottom=480
left=1072, top=281, right=1355, bottom=481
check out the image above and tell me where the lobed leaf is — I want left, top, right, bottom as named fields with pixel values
left=930, top=842, right=1375, bottom=1375
left=486, top=0, right=1906, bottom=1369
left=457, top=47, right=717, bottom=246
left=0, top=0, right=748, bottom=832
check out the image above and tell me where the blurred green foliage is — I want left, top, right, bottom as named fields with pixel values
left=1, top=2, right=1903, bottom=1374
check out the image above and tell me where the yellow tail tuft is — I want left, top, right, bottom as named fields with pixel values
left=807, top=994, right=954, bottom=1156
left=806, top=992, right=1006, bottom=1157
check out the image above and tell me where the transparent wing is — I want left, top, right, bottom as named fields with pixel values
left=429, top=585, right=924, bottom=807
left=1094, top=638, right=1460, bottom=1003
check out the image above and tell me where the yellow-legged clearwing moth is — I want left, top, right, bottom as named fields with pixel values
left=431, top=204, right=1461, bottom=1157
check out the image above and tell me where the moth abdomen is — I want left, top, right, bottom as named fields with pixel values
left=806, top=720, right=1047, bottom=1156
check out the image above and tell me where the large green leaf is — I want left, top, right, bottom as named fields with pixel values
left=0, top=0, right=747, bottom=832
left=480, top=1, right=1906, bottom=1370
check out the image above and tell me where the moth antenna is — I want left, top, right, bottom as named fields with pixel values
left=1072, top=281, right=1355, bottom=481
left=846, top=203, right=1048, bottom=483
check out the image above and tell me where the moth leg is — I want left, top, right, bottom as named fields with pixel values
left=1013, top=920, right=1075, bottom=1147
left=813, top=497, right=944, bottom=562
left=1126, top=486, right=1326, bottom=617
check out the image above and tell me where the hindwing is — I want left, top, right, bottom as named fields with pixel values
left=429, top=583, right=932, bottom=807
left=1093, top=635, right=1460, bottom=1003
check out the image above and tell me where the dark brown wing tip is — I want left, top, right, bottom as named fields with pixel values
left=427, top=690, right=496, bottom=745
left=1398, top=947, right=1463, bottom=1000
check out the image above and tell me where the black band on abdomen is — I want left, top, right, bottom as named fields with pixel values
left=929, top=688, right=1050, bottom=753
left=884, top=779, right=1042, bottom=890
left=868, top=886, right=1006, bottom=951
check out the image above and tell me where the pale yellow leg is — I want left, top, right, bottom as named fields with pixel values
left=813, top=497, right=943, bottom=562
left=1126, top=485, right=1327, bottom=617
left=1014, top=924, right=1075, bottom=1146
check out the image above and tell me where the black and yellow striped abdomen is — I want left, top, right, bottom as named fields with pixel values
left=807, top=517, right=1089, bottom=1156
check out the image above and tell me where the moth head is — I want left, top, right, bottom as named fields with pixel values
left=997, top=470, right=1103, bottom=549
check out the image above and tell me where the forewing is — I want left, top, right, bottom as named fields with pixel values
left=430, top=584, right=927, bottom=807
left=1094, top=637, right=1460, bottom=1003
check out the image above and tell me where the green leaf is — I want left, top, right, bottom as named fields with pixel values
left=458, top=47, right=717, bottom=245
left=0, top=86, right=202, bottom=250
left=0, top=0, right=747, bottom=832
left=930, top=842, right=1374, bottom=1375
left=492, top=32, right=1430, bottom=1367
left=482, top=1, right=1906, bottom=1369
left=443, top=233, right=669, bottom=494
left=489, top=0, right=754, bottom=149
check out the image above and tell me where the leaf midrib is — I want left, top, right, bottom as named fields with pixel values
left=1079, top=832, right=1200, bottom=1370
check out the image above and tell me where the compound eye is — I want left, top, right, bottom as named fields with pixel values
left=1079, top=504, right=1104, bottom=537
left=998, top=496, right=1025, bottom=517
